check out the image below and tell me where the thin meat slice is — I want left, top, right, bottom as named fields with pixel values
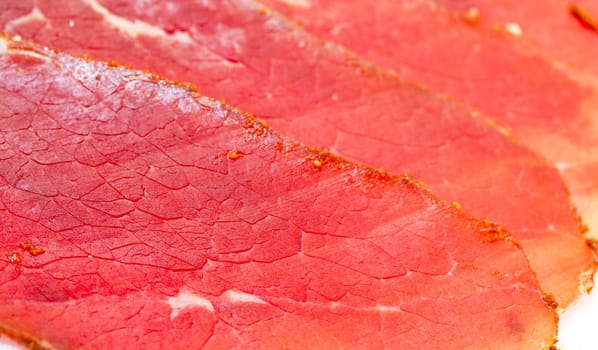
left=0, top=0, right=594, bottom=307
left=259, top=0, right=598, bottom=243
left=437, top=0, right=598, bottom=77
left=435, top=0, right=598, bottom=242
left=0, top=35, right=557, bottom=349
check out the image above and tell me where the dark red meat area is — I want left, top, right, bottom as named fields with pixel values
left=0, top=38, right=556, bottom=349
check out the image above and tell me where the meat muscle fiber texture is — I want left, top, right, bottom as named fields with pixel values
left=436, top=0, right=598, bottom=241
left=260, top=0, right=598, bottom=243
left=0, top=0, right=594, bottom=307
left=0, top=35, right=558, bottom=349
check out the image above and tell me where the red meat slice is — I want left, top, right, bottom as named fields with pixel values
left=259, top=0, right=598, bottom=243
left=0, top=35, right=557, bottom=349
left=0, top=0, right=594, bottom=307
left=437, top=0, right=598, bottom=76
left=435, top=0, right=598, bottom=241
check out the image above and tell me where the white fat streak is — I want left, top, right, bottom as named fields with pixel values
left=167, top=291, right=214, bottom=320
left=222, top=290, right=267, bottom=304
left=278, top=0, right=311, bottom=8
left=80, top=0, right=192, bottom=43
left=12, top=49, right=52, bottom=62
left=505, top=22, right=523, bottom=37
left=0, top=36, right=52, bottom=62
left=330, top=301, right=402, bottom=313
left=555, top=161, right=574, bottom=171
left=374, top=305, right=402, bottom=312
left=4, top=6, right=47, bottom=32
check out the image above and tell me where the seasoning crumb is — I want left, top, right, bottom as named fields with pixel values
left=228, top=150, right=241, bottom=160
left=313, top=159, right=323, bottom=168
left=259, top=7, right=271, bottom=16
left=19, top=241, right=46, bottom=256
left=7, top=252, right=22, bottom=264
left=542, top=294, right=559, bottom=309
left=464, top=8, right=481, bottom=25
left=451, top=201, right=462, bottom=210
left=482, top=219, right=506, bottom=240
left=182, top=82, right=198, bottom=93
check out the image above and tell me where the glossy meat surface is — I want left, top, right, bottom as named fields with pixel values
left=0, top=0, right=593, bottom=306
left=0, top=36, right=557, bottom=349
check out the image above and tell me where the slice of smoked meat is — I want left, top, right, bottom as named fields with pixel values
left=0, top=35, right=557, bottom=350
left=437, top=0, right=598, bottom=76
left=259, top=0, right=598, bottom=245
left=0, top=0, right=594, bottom=307
left=435, top=0, right=598, bottom=242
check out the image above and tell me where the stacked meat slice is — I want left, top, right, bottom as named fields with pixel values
left=0, top=0, right=596, bottom=349
left=0, top=36, right=557, bottom=349
left=1, top=0, right=594, bottom=307
left=261, top=0, right=598, bottom=244
left=440, top=0, right=598, bottom=237
left=440, top=0, right=598, bottom=76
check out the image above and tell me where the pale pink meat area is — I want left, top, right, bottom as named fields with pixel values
left=439, top=0, right=598, bottom=76
left=260, top=0, right=598, bottom=242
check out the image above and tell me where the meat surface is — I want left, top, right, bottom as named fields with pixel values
left=0, top=0, right=594, bottom=307
left=259, top=0, right=598, bottom=244
left=437, top=0, right=598, bottom=76
left=0, top=35, right=558, bottom=349
left=435, top=0, right=598, bottom=243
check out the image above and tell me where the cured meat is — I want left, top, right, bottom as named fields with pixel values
left=0, top=0, right=594, bottom=307
left=434, top=0, right=598, bottom=243
left=0, top=35, right=557, bottom=349
left=437, top=0, right=598, bottom=76
left=259, top=0, right=598, bottom=243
